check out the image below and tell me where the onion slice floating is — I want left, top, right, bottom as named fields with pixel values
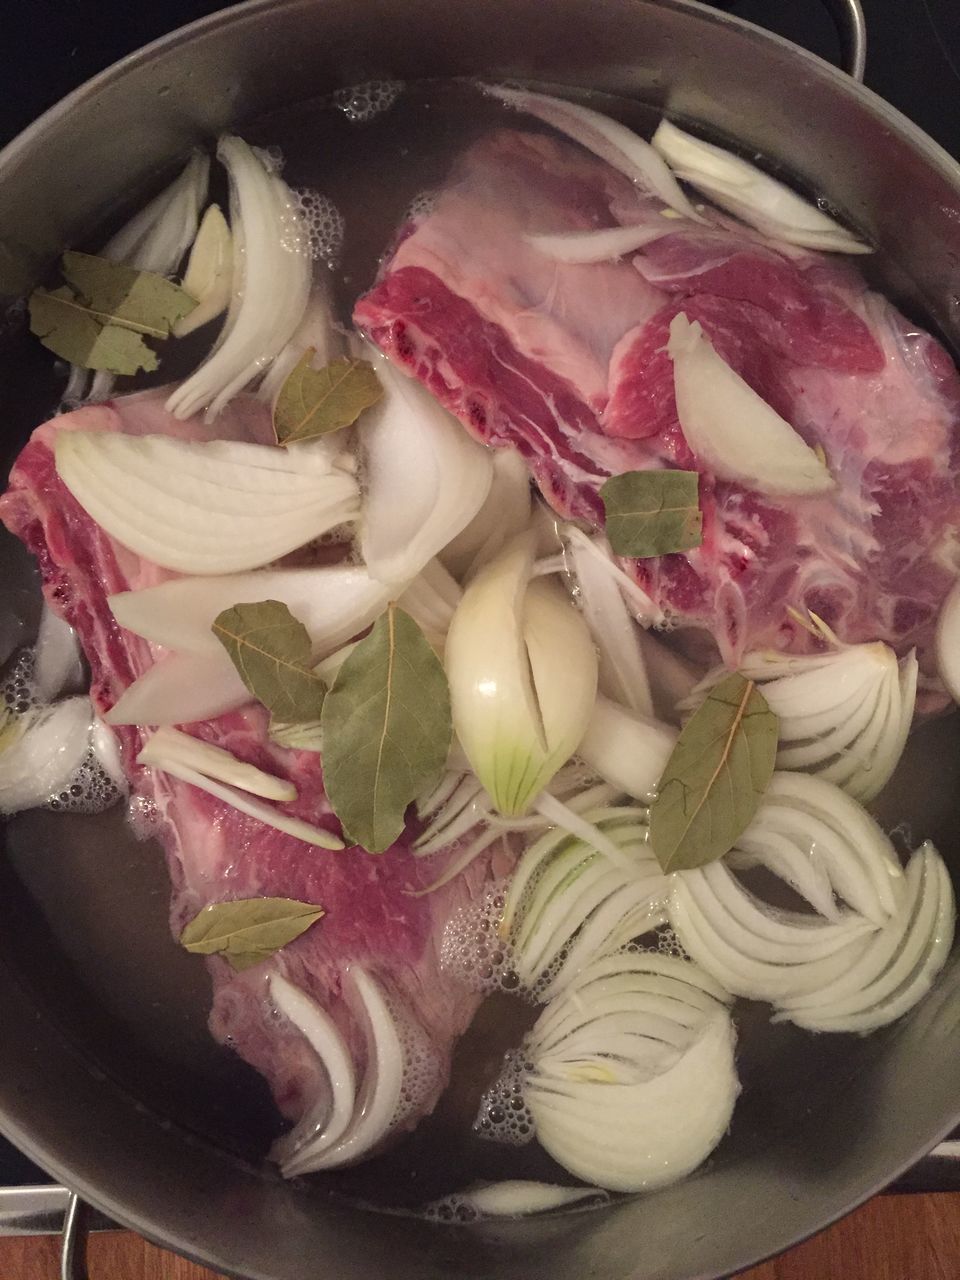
left=668, top=313, right=835, bottom=496
left=936, top=578, right=960, bottom=706
left=359, top=354, right=493, bottom=585
left=269, top=974, right=357, bottom=1171
left=439, top=449, right=532, bottom=583
left=651, top=120, right=871, bottom=254
left=173, top=204, right=234, bottom=338
left=484, top=85, right=705, bottom=222
left=140, top=727, right=295, bottom=801
left=525, top=222, right=671, bottom=265
left=284, top=966, right=404, bottom=1173
left=682, top=640, right=917, bottom=802
left=514, top=952, right=738, bottom=1191
left=55, top=432, right=359, bottom=575
left=136, top=748, right=343, bottom=849
left=167, top=136, right=312, bottom=422
left=500, top=805, right=669, bottom=999
left=110, top=564, right=392, bottom=658
left=577, top=696, right=677, bottom=801
left=105, top=651, right=249, bottom=727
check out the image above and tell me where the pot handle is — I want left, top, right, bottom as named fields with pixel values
left=822, top=0, right=867, bottom=81
left=60, top=1193, right=90, bottom=1280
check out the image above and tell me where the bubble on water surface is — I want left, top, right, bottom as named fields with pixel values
left=333, top=80, right=403, bottom=123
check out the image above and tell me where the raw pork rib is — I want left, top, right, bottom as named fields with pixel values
left=355, top=128, right=960, bottom=670
left=0, top=390, right=492, bottom=1141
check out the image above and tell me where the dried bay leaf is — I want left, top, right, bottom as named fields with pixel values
left=213, top=600, right=326, bottom=723
left=649, top=671, right=778, bottom=873
left=180, top=897, right=324, bottom=971
left=601, top=470, right=702, bottom=558
left=28, top=250, right=196, bottom=374
left=320, top=604, right=452, bottom=854
left=274, top=351, right=382, bottom=444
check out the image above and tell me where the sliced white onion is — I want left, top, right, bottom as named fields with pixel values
left=33, top=604, right=83, bottom=702
left=397, top=560, right=462, bottom=645
left=434, top=1182, right=606, bottom=1218
left=522, top=972, right=737, bottom=1191
left=104, top=651, right=249, bottom=726
left=440, top=449, right=533, bottom=582
left=285, top=966, right=403, bottom=1173
left=485, top=85, right=705, bottom=222
left=359, top=354, right=493, bottom=585
left=669, top=313, right=834, bottom=496
left=651, top=120, right=871, bottom=254
left=257, top=285, right=344, bottom=410
left=683, top=642, right=917, bottom=802
left=109, top=564, right=392, bottom=658
left=139, top=726, right=295, bottom=801
left=578, top=696, right=677, bottom=800
left=936, top=579, right=960, bottom=705
left=102, top=151, right=210, bottom=274
left=173, top=204, right=233, bottom=337
left=526, top=222, right=670, bottom=265
left=0, top=698, right=93, bottom=814
left=775, top=843, right=955, bottom=1032
left=560, top=527, right=660, bottom=626
left=445, top=533, right=597, bottom=816
left=269, top=974, right=357, bottom=1171
left=55, top=431, right=359, bottom=575
left=501, top=806, right=669, bottom=998
left=567, top=529, right=655, bottom=715
left=69, top=152, right=210, bottom=403
left=166, top=135, right=311, bottom=423
left=137, top=752, right=343, bottom=849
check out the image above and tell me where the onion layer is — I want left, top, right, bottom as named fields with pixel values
left=683, top=640, right=917, bottom=801
left=652, top=120, right=871, bottom=254
left=518, top=952, right=737, bottom=1191
left=55, top=432, right=359, bottom=576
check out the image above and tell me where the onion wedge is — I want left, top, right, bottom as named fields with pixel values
left=668, top=312, right=835, bottom=496
left=55, top=432, right=359, bottom=575
left=485, top=85, right=705, bottom=222
left=652, top=120, right=871, bottom=254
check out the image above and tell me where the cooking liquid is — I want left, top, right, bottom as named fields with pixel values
left=1, top=79, right=960, bottom=1217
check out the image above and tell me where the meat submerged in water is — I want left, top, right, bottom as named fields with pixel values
left=0, top=389, right=491, bottom=1153
left=355, top=128, right=960, bottom=671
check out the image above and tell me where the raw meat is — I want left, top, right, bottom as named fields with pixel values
left=355, top=128, right=960, bottom=672
left=0, top=389, right=491, bottom=1143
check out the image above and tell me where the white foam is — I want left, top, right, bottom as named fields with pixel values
left=333, top=80, right=403, bottom=124
left=292, top=189, right=346, bottom=266
left=474, top=1048, right=535, bottom=1147
left=45, top=749, right=123, bottom=815
left=406, top=190, right=437, bottom=222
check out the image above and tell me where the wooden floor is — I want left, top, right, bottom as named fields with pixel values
left=1, top=1192, right=958, bottom=1278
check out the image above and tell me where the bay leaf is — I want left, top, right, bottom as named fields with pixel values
left=320, top=604, right=452, bottom=853
left=649, top=671, right=778, bottom=873
left=180, top=896, right=324, bottom=971
left=274, top=352, right=383, bottom=444
left=213, top=600, right=327, bottom=723
left=28, top=250, right=197, bottom=374
left=601, top=470, right=702, bottom=558
left=28, top=287, right=159, bottom=374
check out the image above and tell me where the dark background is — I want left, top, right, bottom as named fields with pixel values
left=1, top=0, right=959, bottom=157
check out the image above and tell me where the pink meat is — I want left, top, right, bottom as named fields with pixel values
left=355, top=128, right=960, bottom=670
left=0, top=389, right=493, bottom=1135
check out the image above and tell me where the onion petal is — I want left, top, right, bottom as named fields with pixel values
left=485, top=85, right=705, bottom=222
left=651, top=120, right=871, bottom=254
left=578, top=696, right=677, bottom=800
left=139, top=727, right=295, bottom=801
left=104, top=651, right=250, bottom=727
left=166, top=136, right=311, bottom=423
left=55, top=431, right=359, bottom=575
left=359, top=353, right=493, bottom=585
left=110, top=563, right=391, bottom=658
left=669, top=312, right=835, bottom=496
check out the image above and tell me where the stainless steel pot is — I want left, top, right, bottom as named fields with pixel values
left=1, top=2, right=960, bottom=1278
